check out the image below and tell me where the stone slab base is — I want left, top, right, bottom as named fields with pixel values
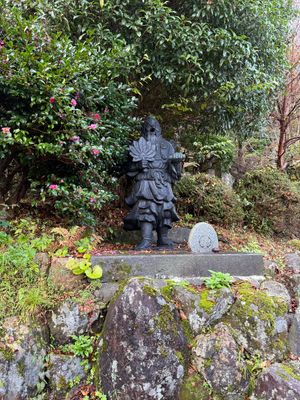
left=91, top=253, right=264, bottom=282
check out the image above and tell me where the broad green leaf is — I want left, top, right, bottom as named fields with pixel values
left=72, top=267, right=84, bottom=275
left=85, top=265, right=103, bottom=280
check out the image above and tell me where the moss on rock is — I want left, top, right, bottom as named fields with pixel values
left=106, top=262, right=132, bottom=281
left=279, top=364, right=300, bottom=381
left=199, top=289, right=216, bottom=314
left=222, top=282, right=289, bottom=360
left=0, top=347, right=14, bottom=362
left=179, top=373, right=225, bottom=400
left=17, top=360, right=26, bottom=377
left=154, top=304, right=177, bottom=333
left=143, top=285, right=159, bottom=298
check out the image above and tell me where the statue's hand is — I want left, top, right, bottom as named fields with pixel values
left=169, top=152, right=185, bottom=163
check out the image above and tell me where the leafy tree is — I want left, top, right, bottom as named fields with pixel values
left=98, top=0, right=293, bottom=136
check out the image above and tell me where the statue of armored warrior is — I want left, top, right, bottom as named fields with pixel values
left=123, top=116, right=185, bottom=250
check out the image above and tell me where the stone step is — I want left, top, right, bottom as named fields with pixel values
left=91, top=253, right=264, bottom=282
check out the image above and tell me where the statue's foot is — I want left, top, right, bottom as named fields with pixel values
left=157, top=239, right=174, bottom=249
left=135, top=239, right=152, bottom=250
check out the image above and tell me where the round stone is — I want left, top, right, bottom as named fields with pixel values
left=188, top=222, right=219, bottom=253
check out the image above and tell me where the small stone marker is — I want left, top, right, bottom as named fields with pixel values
left=188, top=222, right=219, bottom=253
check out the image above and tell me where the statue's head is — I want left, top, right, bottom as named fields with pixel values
left=141, top=116, right=162, bottom=142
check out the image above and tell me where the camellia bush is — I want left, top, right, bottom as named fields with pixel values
left=0, top=1, right=137, bottom=224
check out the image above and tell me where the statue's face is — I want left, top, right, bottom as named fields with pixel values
left=142, top=118, right=161, bottom=142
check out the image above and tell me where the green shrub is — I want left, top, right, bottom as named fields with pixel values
left=236, top=167, right=300, bottom=236
left=175, top=173, right=244, bottom=227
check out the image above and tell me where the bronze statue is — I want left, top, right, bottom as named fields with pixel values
left=124, top=116, right=185, bottom=250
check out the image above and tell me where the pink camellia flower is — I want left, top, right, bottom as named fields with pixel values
left=91, top=148, right=100, bottom=155
left=0, top=40, right=4, bottom=49
left=70, top=135, right=80, bottom=142
left=93, top=113, right=101, bottom=121
left=49, top=184, right=58, bottom=190
left=49, top=97, right=55, bottom=104
left=88, top=124, right=97, bottom=130
left=70, top=99, right=77, bottom=107
left=90, top=197, right=96, bottom=203
left=60, top=179, right=64, bottom=183
left=2, top=127, right=10, bottom=134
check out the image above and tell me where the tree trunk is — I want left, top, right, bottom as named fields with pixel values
left=277, top=120, right=287, bottom=170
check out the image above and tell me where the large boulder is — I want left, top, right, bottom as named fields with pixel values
left=0, top=317, right=47, bottom=399
left=222, top=283, right=289, bottom=361
left=252, top=361, right=300, bottom=400
left=98, top=278, right=188, bottom=400
left=48, top=299, right=100, bottom=344
left=191, top=323, right=249, bottom=399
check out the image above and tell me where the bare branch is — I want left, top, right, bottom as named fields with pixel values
left=285, top=136, right=300, bottom=149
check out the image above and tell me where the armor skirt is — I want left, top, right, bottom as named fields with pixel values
left=123, top=179, right=179, bottom=231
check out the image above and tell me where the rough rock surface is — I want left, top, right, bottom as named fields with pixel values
left=49, top=299, right=100, bottom=344
left=252, top=361, right=300, bottom=400
left=48, top=257, right=85, bottom=290
left=284, top=253, right=300, bottom=273
left=291, top=274, right=300, bottom=298
left=192, top=323, right=249, bottom=399
left=179, top=373, right=212, bottom=400
left=288, top=310, right=300, bottom=356
left=263, top=260, right=278, bottom=277
left=98, top=278, right=188, bottom=400
left=260, top=280, right=291, bottom=305
left=223, top=282, right=289, bottom=361
left=93, top=282, right=119, bottom=304
left=35, top=252, right=51, bottom=275
left=172, top=286, right=234, bottom=334
left=0, top=317, right=47, bottom=399
left=48, top=353, right=87, bottom=396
